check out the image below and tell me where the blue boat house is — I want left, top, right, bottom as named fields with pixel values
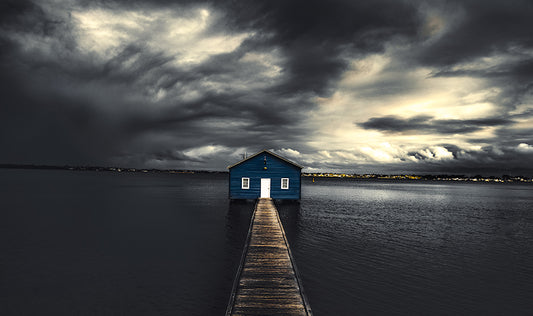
left=228, top=150, right=303, bottom=200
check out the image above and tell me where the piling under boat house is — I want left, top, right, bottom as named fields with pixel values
left=227, top=149, right=303, bottom=200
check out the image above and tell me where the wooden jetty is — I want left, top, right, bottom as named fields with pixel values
left=226, top=198, right=312, bottom=315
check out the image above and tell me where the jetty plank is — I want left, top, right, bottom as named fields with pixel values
left=226, top=198, right=312, bottom=316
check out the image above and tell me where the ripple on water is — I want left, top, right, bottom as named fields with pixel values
left=279, top=180, right=533, bottom=315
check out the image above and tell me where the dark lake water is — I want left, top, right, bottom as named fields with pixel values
left=1, top=170, right=532, bottom=315
left=281, top=178, right=533, bottom=315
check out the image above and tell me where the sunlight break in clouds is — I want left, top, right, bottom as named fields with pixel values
left=517, top=143, right=533, bottom=153
left=272, top=148, right=301, bottom=160
left=183, top=145, right=229, bottom=158
left=308, top=45, right=507, bottom=163
left=73, top=6, right=252, bottom=67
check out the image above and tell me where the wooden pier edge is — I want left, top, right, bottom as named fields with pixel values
left=275, top=202, right=313, bottom=315
left=225, top=198, right=312, bottom=316
left=225, top=199, right=259, bottom=316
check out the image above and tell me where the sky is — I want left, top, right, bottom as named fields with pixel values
left=2, top=0, right=533, bottom=175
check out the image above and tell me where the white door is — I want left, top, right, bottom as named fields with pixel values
left=260, top=178, right=271, bottom=198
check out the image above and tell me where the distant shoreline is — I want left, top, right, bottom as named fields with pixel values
left=302, top=173, right=532, bottom=183
left=1, top=163, right=531, bottom=183
left=0, top=163, right=225, bottom=175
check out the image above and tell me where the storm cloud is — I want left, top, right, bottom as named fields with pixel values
left=358, top=115, right=514, bottom=135
left=2, top=0, right=533, bottom=175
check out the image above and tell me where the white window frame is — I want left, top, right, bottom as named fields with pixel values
left=281, top=178, right=289, bottom=190
left=241, top=177, right=250, bottom=190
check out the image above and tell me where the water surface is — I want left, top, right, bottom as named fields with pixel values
left=1, top=170, right=532, bottom=315
left=0, top=169, right=253, bottom=315
left=279, top=178, right=533, bottom=315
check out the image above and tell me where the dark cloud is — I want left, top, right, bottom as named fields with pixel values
left=493, top=128, right=533, bottom=147
left=0, top=75, right=122, bottom=166
left=0, top=0, right=419, bottom=166
left=413, top=0, right=533, bottom=115
left=415, top=0, right=533, bottom=67
left=358, top=115, right=514, bottom=135
left=1, top=0, right=533, bottom=174
left=218, top=0, right=420, bottom=96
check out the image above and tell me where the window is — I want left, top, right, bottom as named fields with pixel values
left=281, top=178, right=289, bottom=189
left=241, top=177, right=250, bottom=189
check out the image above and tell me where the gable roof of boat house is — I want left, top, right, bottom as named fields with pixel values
left=228, top=150, right=303, bottom=200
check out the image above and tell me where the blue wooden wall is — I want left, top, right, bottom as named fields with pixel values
left=229, top=152, right=301, bottom=200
